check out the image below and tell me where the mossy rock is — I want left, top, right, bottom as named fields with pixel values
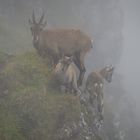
left=0, top=102, right=25, bottom=140
left=11, top=88, right=81, bottom=140
left=0, top=51, right=82, bottom=140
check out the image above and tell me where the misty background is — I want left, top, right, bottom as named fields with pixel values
left=118, top=0, right=140, bottom=116
left=0, top=0, right=140, bottom=139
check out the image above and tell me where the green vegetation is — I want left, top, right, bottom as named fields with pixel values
left=0, top=15, right=86, bottom=138
left=0, top=51, right=81, bottom=140
left=0, top=17, right=101, bottom=140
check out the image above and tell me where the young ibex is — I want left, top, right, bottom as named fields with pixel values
left=86, top=65, right=114, bottom=119
left=29, top=12, right=93, bottom=86
left=54, top=56, right=81, bottom=95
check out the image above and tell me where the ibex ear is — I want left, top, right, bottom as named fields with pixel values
left=109, top=65, right=114, bottom=70
left=32, top=10, right=36, bottom=24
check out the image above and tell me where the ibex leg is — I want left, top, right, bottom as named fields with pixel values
left=74, top=52, right=86, bottom=86
left=97, top=92, right=104, bottom=120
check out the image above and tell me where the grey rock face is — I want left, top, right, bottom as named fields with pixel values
left=57, top=89, right=104, bottom=140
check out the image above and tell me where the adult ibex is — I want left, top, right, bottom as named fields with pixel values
left=29, top=12, right=93, bottom=86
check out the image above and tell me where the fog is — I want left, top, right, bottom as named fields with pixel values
left=0, top=0, right=140, bottom=139
left=118, top=0, right=140, bottom=123
left=118, top=0, right=140, bottom=102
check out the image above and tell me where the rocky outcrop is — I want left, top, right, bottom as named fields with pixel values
left=0, top=52, right=105, bottom=140
left=56, top=89, right=104, bottom=140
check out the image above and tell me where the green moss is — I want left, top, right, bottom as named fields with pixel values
left=0, top=51, right=81, bottom=140
left=9, top=87, right=81, bottom=140
left=3, top=52, right=51, bottom=91
left=0, top=107, right=25, bottom=140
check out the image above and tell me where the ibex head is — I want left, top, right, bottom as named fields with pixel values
left=55, top=56, right=73, bottom=73
left=29, top=11, right=47, bottom=44
left=100, top=65, right=114, bottom=83
left=59, top=56, right=73, bottom=66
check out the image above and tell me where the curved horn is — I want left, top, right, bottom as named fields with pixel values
left=39, top=12, right=45, bottom=24
left=32, top=10, right=36, bottom=24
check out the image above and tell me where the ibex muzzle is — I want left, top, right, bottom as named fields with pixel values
left=29, top=11, right=93, bottom=86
